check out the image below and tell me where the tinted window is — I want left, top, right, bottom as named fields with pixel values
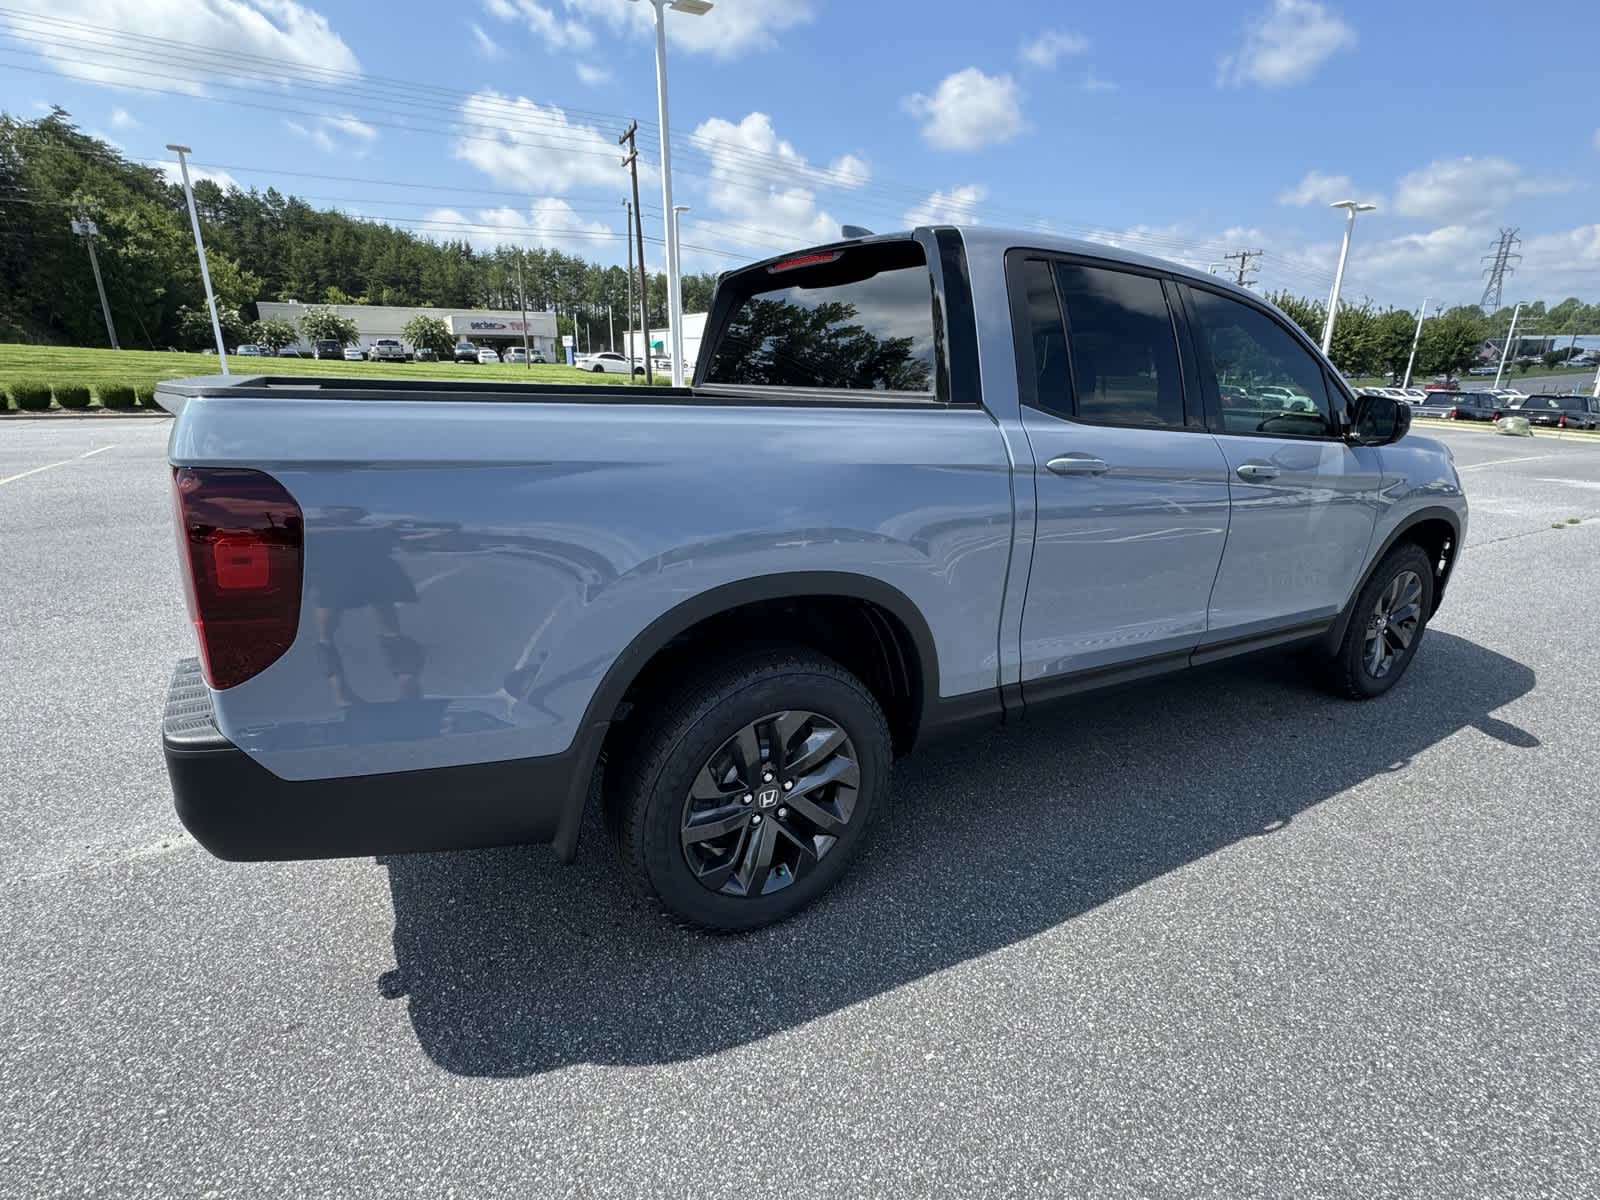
left=705, top=242, right=935, bottom=392
left=1187, top=287, right=1336, bottom=438
left=1515, top=397, right=1560, bottom=410
left=1055, top=263, right=1184, bottom=427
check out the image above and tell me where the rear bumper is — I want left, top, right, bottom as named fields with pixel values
left=162, top=658, right=604, bottom=862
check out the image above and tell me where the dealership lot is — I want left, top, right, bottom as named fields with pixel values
left=2, top=419, right=1597, bottom=1197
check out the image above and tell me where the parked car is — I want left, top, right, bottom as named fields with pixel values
left=342, top=346, right=366, bottom=362
left=369, top=338, right=408, bottom=363
left=576, top=351, right=633, bottom=374
left=275, top=346, right=304, bottom=358
left=632, top=356, right=675, bottom=378
left=1467, top=365, right=1497, bottom=377
left=313, top=339, right=343, bottom=361
left=1411, top=391, right=1496, bottom=421
left=504, top=346, right=547, bottom=364
left=156, top=226, right=1464, bottom=931
left=453, top=341, right=479, bottom=363
left=236, top=344, right=264, bottom=358
left=414, top=347, right=438, bottom=362
left=477, top=346, right=501, bottom=364
left=1500, top=394, right=1600, bottom=429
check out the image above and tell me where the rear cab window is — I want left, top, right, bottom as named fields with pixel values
left=702, top=241, right=936, bottom=396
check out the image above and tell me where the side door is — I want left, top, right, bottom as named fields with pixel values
left=1007, top=253, right=1233, bottom=694
left=1177, top=282, right=1384, bottom=642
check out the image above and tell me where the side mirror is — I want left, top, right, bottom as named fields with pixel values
left=1349, top=393, right=1411, bottom=446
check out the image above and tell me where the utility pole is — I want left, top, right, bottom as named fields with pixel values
left=1494, top=302, right=1523, bottom=389
left=69, top=209, right=119, bottom=349
left=1480, top=228, right=1521, bottom=312
left=618, top=121, right=652, bottom=384
left=1403, top=295, right=1429, bottom=389
left=515, top=249, right=531, bottom=369
left=624, top=199, right=635, bottom=363
left=1222, top=248, right=1262, bottom=288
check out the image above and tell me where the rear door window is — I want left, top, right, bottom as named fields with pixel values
left=704, top=241, right=936, bottom=393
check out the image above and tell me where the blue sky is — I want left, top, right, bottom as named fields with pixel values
left=4, top=0, right=1598, bottom=309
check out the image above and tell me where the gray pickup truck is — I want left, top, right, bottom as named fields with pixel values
left=159, top=226, right=1466, bottom=930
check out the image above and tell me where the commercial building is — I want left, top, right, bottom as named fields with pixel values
left=256, top=301, right=559, bottom=358
left=623, top=312, right=708, bottom=368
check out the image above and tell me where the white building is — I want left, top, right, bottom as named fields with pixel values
left=623, top=312, right=708, bottom=368
left=257, top=301, right=560, bottom=358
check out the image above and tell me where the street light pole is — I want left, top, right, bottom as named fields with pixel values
left=515, top=249, right=531, bottom=369
left=166, top=144, right=229, bottom=373
left=1494, top=302, right=1523, bottom=390
left=1402, top=294, right=1429, bottom=389
left=636, top=0, right=711, bottom=388
left=1321, top=199, right=1377, bottom=355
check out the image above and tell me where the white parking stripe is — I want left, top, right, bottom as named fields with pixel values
left=1456, top=454, right=1560, bottom=470
left=0, top=443, right=117, bottom=487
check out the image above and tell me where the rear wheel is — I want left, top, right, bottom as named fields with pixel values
left=605, top=648, right=890, bottom=931
left=1325, top=542, right=1434, bottom=699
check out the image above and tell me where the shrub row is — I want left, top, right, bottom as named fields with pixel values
left=3, top=380, right=158, bottom=411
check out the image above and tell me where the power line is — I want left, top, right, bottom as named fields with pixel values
left=1222, top=248, right=1263, bottom=288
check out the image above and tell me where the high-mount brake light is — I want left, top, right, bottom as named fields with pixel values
left=767, top=251, right=841, bottom=274
left=173, top=467, right=304, bottom=689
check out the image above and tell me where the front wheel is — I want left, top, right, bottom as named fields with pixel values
left=605, top=648, right=891, bottom=931
left=1324, top=542, right=1435, bottom=699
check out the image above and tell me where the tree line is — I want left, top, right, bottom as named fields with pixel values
left=4, top=110, right=1596, bottom=375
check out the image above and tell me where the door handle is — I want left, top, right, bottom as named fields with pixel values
left=1046, top=455, right=1110, bottom=477
left=1235, top=463, right=1280, bottom=482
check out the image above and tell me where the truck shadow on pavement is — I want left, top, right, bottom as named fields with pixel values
left=380, top=631, right=1536, bottom=1077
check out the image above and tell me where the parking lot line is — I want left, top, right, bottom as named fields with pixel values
left=0, top=443, right=117, bottom=487
left=1456, top=455, right=1561, bottom=471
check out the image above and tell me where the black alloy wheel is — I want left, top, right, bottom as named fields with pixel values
left=679, top=710, right=860, bottom=899
left=1362, top=569, right=1423, bottom=680
left=606, top=648, right=890, bottom=931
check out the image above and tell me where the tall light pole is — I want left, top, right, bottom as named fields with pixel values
left=166, top=144, right=228, bottom=373
left=635, top=0, right=711, bottom=388
left=1320, top=199, right=1376, bottom=355
left=1402, top=295, right=1429, bottom=389
left=672, top=203, right=690, bottom=371
left=1494, top=302, right=1524, bottom=390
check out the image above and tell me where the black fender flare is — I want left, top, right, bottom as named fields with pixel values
left=1319, top=505, right=1463, bottom=656
left=551, top=572, right=941, bottom=858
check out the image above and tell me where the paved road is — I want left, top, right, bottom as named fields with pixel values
left=2, top=419, right=1598, bottom=1198
left=1457, top=369, right=1597, bottom=394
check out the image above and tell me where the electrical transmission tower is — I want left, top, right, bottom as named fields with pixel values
left=1222, top=248, right=1262, bottom=288
left=1479, top=228, right=1521, bottom=311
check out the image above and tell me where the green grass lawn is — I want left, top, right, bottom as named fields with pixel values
left=0, top=344, right=637, bottom=409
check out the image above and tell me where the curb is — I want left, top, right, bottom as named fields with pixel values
left=0, top=409, right=171, bottom=420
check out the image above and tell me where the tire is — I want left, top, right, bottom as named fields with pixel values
left=1325, top=542, right=1435, bottom=700
left=592, top=364, right=605, bottom=373
left=605, top=647, right=891, bottom=932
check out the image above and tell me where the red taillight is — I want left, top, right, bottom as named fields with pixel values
left=767, top=251, right=841, bottom=273
left=1492, top=411, right=1502, bottom=421
left=1447, top=408, right=1458, bottom=419
left=1559, top=414, right=1568, bottom=428
left=173, top=467, right=303, bottom=689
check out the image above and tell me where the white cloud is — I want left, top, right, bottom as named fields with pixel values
left=575, top=61, right=613, bottom=87
left=1080, top=73, right=1118, bottom=93
left=1020, top=29, right=1089, bottom=69
left=109, top=107, right=139, bottom=130
left=1278, top=169, right=1380, bottom=207
left=455, top=90, right=638, bottom=194
left=481, top=0, right=593, bottom=51
left=470, top=22, right=505, bottom=59
left=1394, top=156, right=1571, bottom=223
left=904, top=185, right=987, bottom=227
left=0, top=0, right=358, bottom=93
left=422, top=198, right=616, bottom=256
left=1218, top=0, right=1356, bottom=88
left=565, top=0, right=812, bottom=59
left=286, top=112, right=376, bottom=155
left=903, top=68, right=1025, bottom=152
left=157, top=162, right=240, bottom=191
left=689, top=112, right=869, bottom=249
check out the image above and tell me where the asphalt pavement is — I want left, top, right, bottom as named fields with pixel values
left=2, top=417, right=1597, bottom=1198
